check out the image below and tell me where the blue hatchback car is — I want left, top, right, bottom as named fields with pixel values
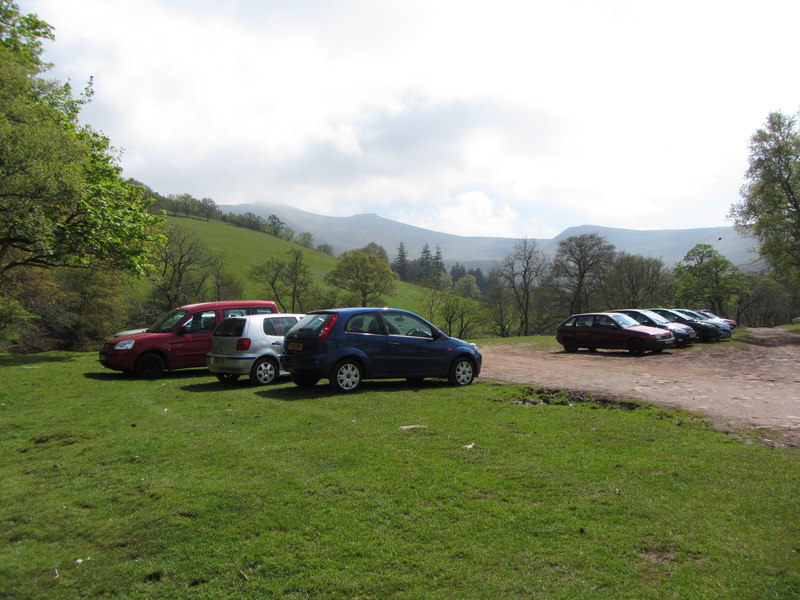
left=281, top=307, right=482, bottom=392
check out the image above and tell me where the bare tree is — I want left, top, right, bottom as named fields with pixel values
left=251, top=248, right=316, bottom=312
left=601, top=252, right=673, bottom=308
left=494, top=239, right=550, bottom=335
left=148, top=225, right=221, bottom=309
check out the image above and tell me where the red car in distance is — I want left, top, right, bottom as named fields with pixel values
left=556, top=312, right=675, bottom=355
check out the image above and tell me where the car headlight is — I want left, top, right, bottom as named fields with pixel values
left=114, top=339, right=135, bottom=350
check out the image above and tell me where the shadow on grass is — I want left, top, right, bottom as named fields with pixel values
left=83, top=368, right=215, bottom=382
left=180, top=376, right=455, bottom=400
left=0, top=353, right=77, bottom=367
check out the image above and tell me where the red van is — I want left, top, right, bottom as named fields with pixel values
left=99, top=301, right=279, bottom=378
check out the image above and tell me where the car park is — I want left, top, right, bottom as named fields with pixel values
left=698, top=310, right=737, bottom=328
left=611, top=308, right=697, bottom=346
left=99, top=301, right=279, bottom=378
left=206, top=313, right=303, bottom=384
left=647, top=308, right=721, bottom=342
left=281, top=307, right=482, bottom=392
left=674, top=308, right=732, bottom=338
left=556, top=312, right=675, bottom=355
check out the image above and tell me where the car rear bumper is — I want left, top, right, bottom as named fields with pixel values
left=206, top=354, right=256, bottom=375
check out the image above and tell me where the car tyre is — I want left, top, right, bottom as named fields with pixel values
left=291, top=372, right=320, bottom=388
left=628, top=339, right=646, bottom=356
left=216, top=373, right=240, bottom=383
left=135, top=353, right=165, bottom=379
left=250, top=357, right=278, bottom=385
left=330, top=359, right=363, bottom=393
left=563, top=338, right=578, bottom=353
left=448, top=356, right=475, bottom=386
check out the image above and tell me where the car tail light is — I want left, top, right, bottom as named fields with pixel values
left=317, top=315, right=339, bottom=343
left=237, top=338, right=251, bottom=351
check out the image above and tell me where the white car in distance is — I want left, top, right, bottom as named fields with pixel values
left=207, top=313, right=304, bottom=384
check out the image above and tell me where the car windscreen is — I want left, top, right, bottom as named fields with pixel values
left=610, top=313, right=639, bottom=328
left=640, top=310, right=668, bottom=324
left=149, top=309, right=187, bottom=333
left=213, top=318, right=246, bottom=337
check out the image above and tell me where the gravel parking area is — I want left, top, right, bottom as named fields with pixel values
left=479, top=328, right=800, bottom=447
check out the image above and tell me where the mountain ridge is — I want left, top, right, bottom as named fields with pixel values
left=219, top=203, right=762, bottom=272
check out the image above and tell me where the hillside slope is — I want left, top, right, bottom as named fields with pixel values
left=169, top=216, right=429, bottom=313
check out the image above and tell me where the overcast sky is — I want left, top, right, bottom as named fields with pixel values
left=19, top=0, right=800, bottom=238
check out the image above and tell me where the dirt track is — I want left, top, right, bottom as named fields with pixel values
left=478, top=328, right=800, bottom=446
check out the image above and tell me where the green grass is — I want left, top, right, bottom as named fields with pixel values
left=1, top=352, right=798, bottom=599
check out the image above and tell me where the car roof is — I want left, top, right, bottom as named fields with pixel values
left=221, top=313, right=304, bottom=320
left=308, top=307, right=416, bottom=317
left=180, top=300, right=278, bottom=310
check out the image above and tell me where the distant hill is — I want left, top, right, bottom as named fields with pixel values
left=219, top=203, right=763, bottom=272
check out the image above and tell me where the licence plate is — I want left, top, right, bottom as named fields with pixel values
left=212, top=357, right=226, bottom=365
left=287, top=342, right=303, bottom=351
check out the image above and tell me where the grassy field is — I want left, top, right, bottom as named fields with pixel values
left=170, top=216, right=430, bottom=316
left=1, top=347, right=798, bottom=599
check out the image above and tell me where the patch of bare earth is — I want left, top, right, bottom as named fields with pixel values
left=478, top=327, right=800, bottom=447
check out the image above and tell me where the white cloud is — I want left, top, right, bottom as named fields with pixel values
left=19, top=0, right=800, bottom=237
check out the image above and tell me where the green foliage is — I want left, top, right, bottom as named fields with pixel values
left=47, top=268, right=130, bottom=350
left=0, top=2, right=163, bottom=281
left=325, top=249, right=399, bottom=307
left=673, top=244, right=746, bottom=314
left=731, top=110, right=800, bottom=287
left=1, top=355, right=798, bottom=599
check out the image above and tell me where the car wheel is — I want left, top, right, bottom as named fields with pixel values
left=250, top=357, right=278, bottom=385
left=330, top=359, right=363, bottom=393
left=563, top=338, right=578, bottom=353
left=135, top=353, right=165, bottom=379
left=628, top=339, right=646, bottom=356
left=291, top=372, right=320, bottom=388
left=448, top=357, right=475, bottom=386
left=216, top=373, right=240, bottom=383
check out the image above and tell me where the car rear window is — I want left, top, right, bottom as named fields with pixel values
left=291, top=313, right=332, bottom=333
left=214, top=318, right=246, bottom=337
left=263, top=316, right=300, bottom=336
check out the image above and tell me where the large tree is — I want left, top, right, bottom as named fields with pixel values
left=730, top=110, right=800, bottom=286
left=673, top=244, right=746, bottom=315
left=601, top=252, right=673, bottom=309
left=549, top=233, right=616, bottom=314
left=325, top=249, right=397, bottom=307
left=0, top=2, right=163, bottom=281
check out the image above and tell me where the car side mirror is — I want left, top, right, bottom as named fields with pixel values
left=177, top=326, right=188, bottom=336
left=431, top=330, right=441, bottom=339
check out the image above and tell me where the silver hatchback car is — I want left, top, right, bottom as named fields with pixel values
left=207, top=313, right=304, bottom=384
